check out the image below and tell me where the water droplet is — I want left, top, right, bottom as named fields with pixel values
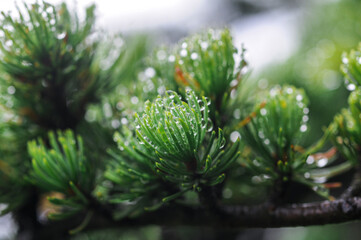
left=233, top=109, right=241, bottom=119
left=296, top=94, right=303, bottom=102
left=166, top=90, right=177, bottom=100
left=258, top=131, right=265, bottom=139
left=103, top=103, right=113, bottom=118
left=229, top=80, right=238, bottom=87
left=252, top=175, right=262, bottom=184
left=191, top=52, right=198, bottom=60
left=180, top=49, right=187, bottom=57
left=145, top=67, right=155, bottom=78
left=85, top=109, right=96, bottom=122
left=304, top=172, right=310, bottom=178
left=306, top=156, right=315, bottom=164
left=111, top=119, right=120, bottom=129
left=222, top=188, right=233, bottom=199
left=342, top=56, right=349, bottom=64
left=347, top=83, right=356, bottom=91
left=157, top=50, right=166, bottom=60
left=168, top=55, right=175, bottom=62
left=131, top=96, right=139, bottom=104
left=230, top=131, right=241, bottom=142
left=5, top=40, right=13, bottom=47
left=317, top=158, right=328, bottom=167
left=121, top=118, right=128, bottom=125
left=181, top=42, right=188, bottom=49
left=286, top=87, right=293, bottom=94
left=300, top=124, right=307, bottom=132
left=303, top=108, right=309, bottom=114
left=302, top=115, right=309, bottom=122
left=7, top=86, right=15, bottom=95
left=264, top=139, right=270, bottom=145
left=314, top=177, right=327, bottom=183
left=260, top=108, right=267, bottom=116
left=57, top=32, right=66, bottom=40
left=207, top=118, right=213, bottom=132
left=201, top=41, right=208, bottom=50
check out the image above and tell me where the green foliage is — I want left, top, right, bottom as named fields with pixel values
left=238, top=86, right=335, bottom=197
left=28, top=130, right=92, bottom=218
left=341, top=43, right=361, bottom=89
left=104, top=90, right=242, bottom=216
left=2, top=0, right=361, bottom=237
left=145, top=29, right=250, bottom=128
left=0, top=1, right=125, bottom=129
left=329, top=89, right=361, bottom=164
left=239, top=86, right=309, bottom=175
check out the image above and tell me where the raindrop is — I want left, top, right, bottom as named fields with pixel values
left=168, top=55, right=175, bottom=62
left=111, top=119, right=120, bottom=129
left=314, top=177, right=327, bottom=183
left=5, top=40, right=13, bottom=47
left=219, top=137, right=226, bottom=149
left=258, top=78, right=268, bottom=89
left=57, top=32, right=66, bottom=40
left=300, top=124, right=307, bottom=132
left=304, top=172, right=310, bottom=178
left=286, top=87, right=293, bottom=94
left=302, top=115, right=309, bottom=122
left=264, top=139, right=270, bottom=145
left=296, top=94, right=303, bottom=101
left=7, top=86, right=15, bottom=95
left=180, top=49, right=187, bottom=57
left=229, top=80, right=238, bottom=87
left=131, top=96, right=139, bottom=104
left=207, top=118, right=213, bottom=132
left=157, top=50, right=166, bottom=60
left=181, top=42, right=188, bottom=49
left=204, top=97, right=211, bottom=106
left=230, top=131, right=241, bottom=142
left=317, top=158, right=328, bottom=167
left=85, top=110, right=96, bottom=122
left=303, top=108, right=309, bottom=114
left=252, top=176, right=262, bottom=184
left=347, top=83, right=356, bottom=91
left=116, top=102, right=124, bottom=110
left=145, top=67, right=155, bottom=78
left=103, top=103, right=113, bottom=118
left=260, top=108, right=267, bottom=116
left=306, top=156, right=315, bottom=164
left=201, top=41, right=208, bottom=50
left=121, top=118, right=128, bottom=125
left=342, top=56, right=349, bottom=64
left=222, top=188, right=233, bottom=199
left=191, top=52, right=198, bottom=60
left=233, top=109, right=241, bottom=119
left=166, top=90, right=176, bottom=99
left=258, top=131, right=265, bottom=139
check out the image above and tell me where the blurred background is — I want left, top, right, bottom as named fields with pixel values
left=1, top=0, right=361, bottom=239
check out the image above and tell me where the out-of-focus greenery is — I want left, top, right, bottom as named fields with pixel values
left=260, top=0, right=361, bottom=145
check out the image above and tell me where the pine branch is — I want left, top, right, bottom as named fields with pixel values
left=85, top=197, right=361, bottom=229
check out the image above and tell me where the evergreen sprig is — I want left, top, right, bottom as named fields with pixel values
left=28, top=130, right=92, bottom=219
left=0, top=1, right=125, bottom=129
left=104, top=90, right=242, bottom=213
left=238, top=86, right=334, bottom=197
left=341, top=43, right=361, bottom=89
left=329, top=89, right=361, bottom=164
